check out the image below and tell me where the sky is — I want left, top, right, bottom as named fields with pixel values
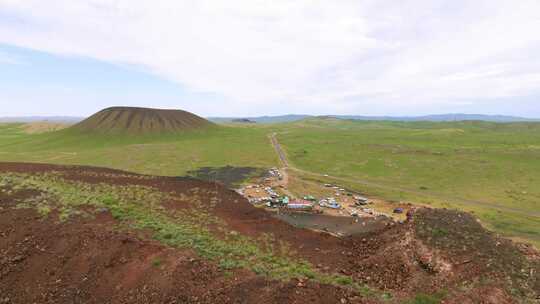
left=0, top=0, right=539, bottom=118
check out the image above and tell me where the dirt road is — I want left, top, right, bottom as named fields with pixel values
left=270, top=132, right=288, bottom=167
left=269, top=133, right=293, bottom=197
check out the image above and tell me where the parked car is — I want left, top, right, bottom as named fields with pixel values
left=355, top=201, right=368, bottom=206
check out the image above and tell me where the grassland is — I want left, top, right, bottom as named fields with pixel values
left=0, top=119, right=539, bottom=247
left=273, top=119, right=540, bottom=247
left=22, top=121, right=69, bottom=134
left=0, top=123, right=278, bottom=176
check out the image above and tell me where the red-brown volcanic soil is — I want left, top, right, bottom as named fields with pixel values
left=0, top=163, right=538, bottom=303
left=71, top=106, right=214, bottom=134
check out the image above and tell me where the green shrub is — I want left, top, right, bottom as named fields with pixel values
left=407, top=292, right=445, bottom=304
left=151, top=258, right=162, bottom=267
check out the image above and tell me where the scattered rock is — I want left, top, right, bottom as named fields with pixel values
left=10, top=255, right=24, bottom=263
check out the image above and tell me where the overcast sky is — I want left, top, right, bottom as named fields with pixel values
left=1, top=0, right=539, bottom=117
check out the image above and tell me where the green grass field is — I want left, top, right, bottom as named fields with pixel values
left=0, top=123, right=278, bottom=176
left=0, top=119, right=538, bottom=247
left=273, top=119, right=540, bottom=247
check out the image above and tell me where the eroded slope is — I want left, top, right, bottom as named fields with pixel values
left=0, top=163, right=537, bottom=303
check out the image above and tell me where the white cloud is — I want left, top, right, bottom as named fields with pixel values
left=0, top=0, right=539, bottom=115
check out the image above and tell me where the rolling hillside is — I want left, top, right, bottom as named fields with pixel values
left=0, top=118, right=539, bottom=248
left=208, top=113, right=539, bottom=124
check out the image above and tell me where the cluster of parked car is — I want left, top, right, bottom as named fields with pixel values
left=318, top=197, right=341, bottom=209
left=268, top=167, right=283, bottom=180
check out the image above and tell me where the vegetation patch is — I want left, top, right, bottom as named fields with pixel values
left=151, top=258, right=163, bottom=267
left=405, top=292, right=446, bottom=304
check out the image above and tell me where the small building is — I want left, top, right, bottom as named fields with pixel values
left=287, top=199, right=313, bottom=210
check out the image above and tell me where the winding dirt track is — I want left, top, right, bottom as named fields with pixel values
left=268, top=133, right=540, bottom=218
left=269, top=132, right=292, bottom=197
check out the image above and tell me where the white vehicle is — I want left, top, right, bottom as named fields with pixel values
left=362, top=208, right=374, bottom=214
left=354, top=196, right=369, bottom=202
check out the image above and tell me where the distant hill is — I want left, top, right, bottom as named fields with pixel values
left=209, top=113, right=539, bottom=123
left=231, top=118, right=256, bottom=123
left=71, top=107, right=214, bottom=134
left=0, top=116, right=83, bottom=123
left=208, top=115, right=311, bottom=124
left=332, top=113, right=540, bottom=122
